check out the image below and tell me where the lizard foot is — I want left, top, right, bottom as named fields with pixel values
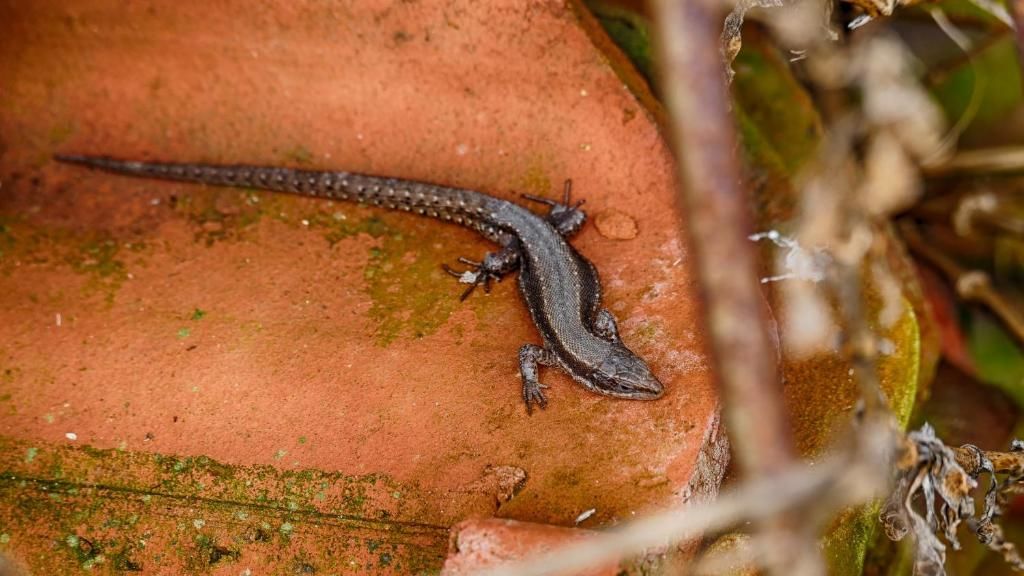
left=518, top=344, right=556, bottom=414
left=522, top=380, right=549, bottom=414
left=442, top=256, right=506, bottom=301
left=522, top=179, right=587, bottom=237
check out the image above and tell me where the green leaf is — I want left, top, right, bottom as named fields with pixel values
left=967, top=310, right=1024, bottom=405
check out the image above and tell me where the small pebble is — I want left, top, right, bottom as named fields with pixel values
left=594, top=209, right=638, bottom=240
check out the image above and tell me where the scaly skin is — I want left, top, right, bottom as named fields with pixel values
left=56, top=154, right=664, bottom=412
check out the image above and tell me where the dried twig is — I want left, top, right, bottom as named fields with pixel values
left=485, top=428, right=891, bottom=576
left=651, top=0, right=814, bottom=572
left=925, top=146, right=1024, bottom=175
left=1006, top=0, right=1024, bottom=77
left=651, top=0, right=794, bottom=483
left=884, top=430, right=1024, bottom=575
left=900, top=220, right=1024, bottom=346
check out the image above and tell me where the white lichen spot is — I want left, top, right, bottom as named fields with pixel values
left=65, top=432, right=77, bottom=441
left=665, top=349, right=708, bottom=375
left=457, top=270, right=479, bottom=285
left=575, top=508, right=596, bottom=524
left=749, top=230, right=829, bottom=283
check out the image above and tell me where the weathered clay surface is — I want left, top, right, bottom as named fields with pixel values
left=442, top=518, right=619, bottom=575
left=0, top=0, right=720, bottom=572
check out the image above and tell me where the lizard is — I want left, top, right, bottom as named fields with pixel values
left=55, top=154, right=665, bottom=412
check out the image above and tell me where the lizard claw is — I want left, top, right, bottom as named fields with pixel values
left=523, top=381, right=549, bottom=414
left=442, top=260, right=500, bottom=301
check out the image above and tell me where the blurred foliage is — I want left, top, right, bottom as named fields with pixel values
left=587, top=0, right=1024, bottom=574
left=587, top=1, right=656, bottom=88
left=967, top=311, right=1024, bottom=402
left=931, top=37, right=1022, bottom=143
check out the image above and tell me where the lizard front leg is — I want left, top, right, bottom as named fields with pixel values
left=592, top=309, right=621, bottom=343
left=442, top=241, right=522, bottom=301
left=518, top=344, right=557, bottom=413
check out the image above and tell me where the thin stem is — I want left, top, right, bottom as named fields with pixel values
left=954, top=445, right=1024, bottom=477
left=650, top=0, right=794, bottom=480
left=900, top=220, right=1024, bottom=346
left=484, top=449, right=886, bottom=576
left=649, top=0, right=815, bottom=571
left=1007, top=0, right=1024, bottom=85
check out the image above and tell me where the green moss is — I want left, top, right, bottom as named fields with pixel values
left=304, top=204, right=471, bottom=345
left=48, top=120, right=76, bottom=146
left=0, top=436, right=447, bottom=574
left=735, top=105, right=790, bottom=180
left=171, top=189, right=269, bottom=246
left=364, top=234, right=462, bottom=345
left=65, top=236, right=128, bottom=305
left=282, top=145, right=314, bottom=166
left=0, top=216, right=146, bottom=304
left=824, top=505, right=881, bottom=576
left=629, top=319, right=661, bottom=348
left=305, top=211, right=388, bottom=246
left=586, top=1, right=655, bottom=88
left=732, top=33, right=822, bottom=175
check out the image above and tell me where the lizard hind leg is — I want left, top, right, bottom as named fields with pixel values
left=442, top=243, right=521, bottom=301
left=518, top=344, right=558, bottom=413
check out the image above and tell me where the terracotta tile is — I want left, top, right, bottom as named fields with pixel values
left=0, top=0, right=720, bottom=571
left=442, top=518, right=620, bottom=575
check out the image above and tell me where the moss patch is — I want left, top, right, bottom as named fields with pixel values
left=0, top=217, right=134, bottom=305
left=0, top=436, right=447, bottom=574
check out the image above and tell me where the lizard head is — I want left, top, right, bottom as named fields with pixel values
left=589, top=345, right=664, bottom=400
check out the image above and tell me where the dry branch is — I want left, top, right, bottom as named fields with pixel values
left=650, top=0, right=794, bottom=483
left=900, top=220, right=1024, bottom=346
left=1006, top=0, right=1024, bottom=81
left=485, top=432, right=890, bottom=576
left=650, top=0, right=815, bottom=572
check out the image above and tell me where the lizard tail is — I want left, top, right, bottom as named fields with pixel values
left=55, top=154, right=355, bottom=196
left=54, top=153, right=498, bottom=225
